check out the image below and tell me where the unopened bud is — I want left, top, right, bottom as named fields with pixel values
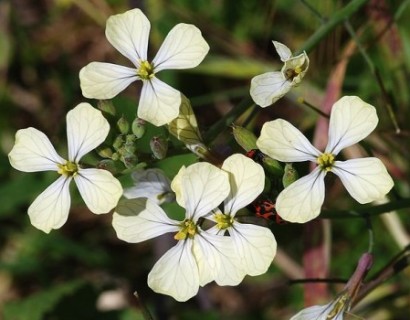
left=111, top=152, right=120, bottom=161
left=282, top=163, right=299, bottom=188
left=131, top=118, right=146, bottom=139
left=113, top=135, right=124, bottom=150
left=262, top=156, right=284, bottom=176
left=232, top=125, right=258, bottom=151
left=97, top=147, right=113, bottom=159
left=150, top=136, right=168, bottom=160
left=97, top=100, right=116, bottom=116
left=117, top=116, right=129, bottom=134
left=97, top=159, right=117, bottom=174
left=121, top=152, right=138, bottom=169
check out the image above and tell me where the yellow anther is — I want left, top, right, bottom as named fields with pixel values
left=317, top=153, right=335, bottom=171
left=57, top=161, right=78, bottom=177
left=214, top=213, right=233, bottom=230
left=137, top=60, right=154, bottom=80
left=174, top=219, right=197, bottom=240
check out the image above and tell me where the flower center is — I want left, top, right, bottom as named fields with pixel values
left=57, top=161, right=78, bottom=177
left=317, top=153, right=335, bottom=171
left=214, top=213, right=234, bottom=230
left=174, top=219, right=198, bottom=240
left=137, top=60, right=154, bottom=80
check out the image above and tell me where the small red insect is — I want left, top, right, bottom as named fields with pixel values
left=245, top=149, right=265, bottom=164
left=250, top=198, right=287, bottom=224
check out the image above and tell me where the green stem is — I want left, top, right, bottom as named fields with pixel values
left=296, top=0, right=370, bottom=55
left=320, top=198, right=410, bottom=219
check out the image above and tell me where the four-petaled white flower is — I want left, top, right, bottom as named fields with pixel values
left=80, top=8, right=210, bottom=126
left=257, top=96, right=394, bottom=223
left=112, top=162, right=244, bottom=302
left=123, top=168, right=175, bottom=204
left=8, top=103, right=123, bottom=233
left=206, top=154, right=277, bottom=276
left=250, top=41, right=309, bottom=107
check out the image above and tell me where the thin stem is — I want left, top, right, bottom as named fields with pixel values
left=296, top=0, right=370, bottom=55
left=299, top=0, right=326, bottom=23
left=298, top=97, right=330, bottom=118
left=134, top=291, right=154, bottom=320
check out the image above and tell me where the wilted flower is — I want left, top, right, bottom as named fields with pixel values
left=250, top=41, right=309, bottom=107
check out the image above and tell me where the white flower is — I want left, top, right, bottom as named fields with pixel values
left=123, top=168, right=174, bottom=204
left=250, top=41, right=309, bottom=107
left=290, top=293, right=350, bottom=320
left=80, top=9, right=210, bottom=126
left=112, top=162, right=244, bottom=302
left=206, top=154, right=277, bottom=276
left=257, top=96, right=394, bottom=223
left=8, top=103, right=123, bottom=233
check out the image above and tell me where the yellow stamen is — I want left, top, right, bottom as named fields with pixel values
left=214, top=213, right=233, bottom=230
left=137, top=60, right=154, bottom=80
left=174, top=219, right=197, bottom=240
left=57, top=161, right=78, bottom=177
left=317, top=153, right=335, bottom=171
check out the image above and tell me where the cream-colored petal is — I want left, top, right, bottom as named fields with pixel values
left=148, top=240, right=199, bottom=302
left=272, top=41, right=292, bottom=61
left=290, top=302, right=344, bottom=320
left=153, top=24, right=209, bottom=72
left=66, top=103, right=109, bottom=162
left=8, top=128, right=64, bottom=172
left=79, top=62, right=138, bottom=99
left=112, top=198, right=180, bottom=242
left=250, top=71, right=291, bottom=107
left=230, top=223, right=277, bottom=276
left=123, top=169, right=173, bottom=204
left=332, top=158, right=394, bottom=204
left=282, top=52, right=309, bottom=85
left=257, top=119, right=320, bottom=162
left=138, top=78, right=180, bottom=126
left=170, top=165, right=186, bottom=208
left=74, top=168, right=122, bottom=214
left=28, top=176, right=71, bottom=233
left=105, top=8, right=150, bottom=65
left=326, top=96, right=378, bottom=155
left=222, top=154, right=264, bottom=215
left=173, top=162, right=229, bottom=221
left=276, top=168, right=326, bottom=223
left=193, top=231, right=245, bottom=286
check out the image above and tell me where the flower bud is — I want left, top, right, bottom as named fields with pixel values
left=262, top=156, right=283, bottom=176
left=121, top=152, right=138, bottom=169
left=117, top=115, right=129, bottom=134
left=113, top=135, right=124, bottom=150
left=232, top=125, right=258, bottom=151
left=97, top=159, right=118, bottom=174
left=150, top=136, right=168, bottom=160
left=97, top=100, right=116, bottom=116
left=282, top=163, right=299, bottom=188
left=97, top=147, right=113, bottom=159
left=131, top=118, right=146, bottom=139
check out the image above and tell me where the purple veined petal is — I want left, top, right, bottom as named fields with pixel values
left=222, top=154, right=265, bottom=216
left=229, top=223, right=277, bottom=276
left=148, top=239, right=199, bottom=302
left=326, top=96, right=378, bottom=155
left=332, top=158, right=394, bottom=204
left=105, top=8, right=150, bottom=65
left=74, top=168, right=123, bottom=214
left=66, top=103, right=110, bottom=162
left=153, top=23, right=209, bottom=72
left=79, top=62, right=139, bottom=99
left=257, top=119, right=320, bottom=162
left=138, top=77, right=181, bottom=126
left=112, top=198, right=180, bottom=243
left=250, top=71, right=292, bottom=107
left=9, top=127, right=64, bottom=172
left=276, top=167, right=326, bottom=223
left=28, top=175, right=71, bottom=233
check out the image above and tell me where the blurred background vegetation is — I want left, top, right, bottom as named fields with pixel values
left=1, top=0, right=410, bottom=319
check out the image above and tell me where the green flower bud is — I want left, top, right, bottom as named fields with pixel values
left=97, top=159, right=117, bottom=174
left=131, top=118, right=146, bottom=139
left=111, top=152, right=120, bottom=161
left=117, top=115, right=130, bottom=134
left=232, top=125, right=258, bottom=151
left=150, top=136, right=168, bottom=160
left=113, top=135, right=124, bottom=150
left=97, top=100, right=116, bottom=116
left=124, top=141, right=137, bottom=154
left=282, top=163, right=299, bottom=188
left=97, top=147, right=113, bottom=159
left=121, top=152, right=138, bottom=169
left=262, top=156, right=284, bottom=176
